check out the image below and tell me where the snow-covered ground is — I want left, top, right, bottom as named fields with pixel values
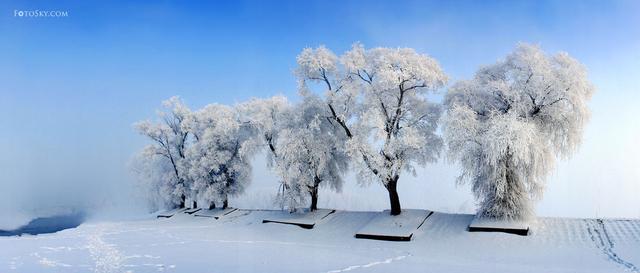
left=1, top=210, right=639, bottom=273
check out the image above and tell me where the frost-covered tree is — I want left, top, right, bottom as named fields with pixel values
left=237, top=96, right=300, bottom=209
left=297, top=44, right=447, bottom=215
left=275, top=93, right=349, bottom=211
left=238, top=95, right=348, bottom=211
left=183, top=104, right=253, bottom=210
left=130, top=146, right=178, bottom=211
left=237, top=95, right=290, bottom=169
left=134, top=97, right=192, bottom=209
left=443, top=43, right=595, bottom=220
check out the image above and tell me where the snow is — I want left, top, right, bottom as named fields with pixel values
left=355, top=209, right=432, bottom=241
left=1, top=210, right=639, bottom=273
left=262, top=209, right=336, bottom=229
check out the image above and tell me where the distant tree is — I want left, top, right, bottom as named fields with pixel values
left=183, top=104, right=254, bottom=210
left=274, top=93, right=349, bottom=211
left=296, top=44, right=447, bottom=215
left=237, top=95, right=290, bottom=168
left=443, top=43, right=595, bottom=220
left=239, top=94, right=349, bottom=211
left=130, top=146, right=178, bottom=211
left=134, top=97, right=192, bottom=209
left=237, top=96, right=300, bottom=210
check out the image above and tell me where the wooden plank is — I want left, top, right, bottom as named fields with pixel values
left=156, top=208, right=187, bottom=218
left=262, top=209, right=336, bottom=229
left=193, top=208, right=238, bottom=219
left=184, top=208, right=202, bottom=215
left=468, top=217, right=530, bottom=236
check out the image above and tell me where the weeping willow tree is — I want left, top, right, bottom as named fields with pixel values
left=444, top=43, right=595, bottom=220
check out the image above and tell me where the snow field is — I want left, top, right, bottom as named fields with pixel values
left=1, top=210, right=639, bottom=273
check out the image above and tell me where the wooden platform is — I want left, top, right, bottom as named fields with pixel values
left=193, top=208, right=239, bottom=219
left=156, top=208, right=187, bottom=218
left=262, top=209, right=336, bottom=229
left=355, top=209, right=433, bottom=241
left=468, top=217, right=530, bottom=236
left=184, top=208, right=202, bottom=215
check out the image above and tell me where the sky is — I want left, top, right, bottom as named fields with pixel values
left=0, top=0, right=639, bottom=227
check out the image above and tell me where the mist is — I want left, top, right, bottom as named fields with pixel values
left=1, top=86, right=639, bottom=230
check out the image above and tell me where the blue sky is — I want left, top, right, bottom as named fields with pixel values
left=1, top=0, right=639, bottom=221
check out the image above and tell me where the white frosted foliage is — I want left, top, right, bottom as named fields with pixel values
left=132, top=97, right=192, bottom=209
left=238, top=95, right=348, bottom=211
left=296, top=43, right=447, bottom=215
left=444, top=44, right=595, bottom=220
left=183, top=103, right=253, bottom=208
left=133, top=97, right=255, bottom=210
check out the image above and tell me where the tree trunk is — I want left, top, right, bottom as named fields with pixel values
left=208, top=201, right=216, bottom=210
left=192, top=200, right=197, bottom=209
left=386, top=176, right=401, bottom=215
left=222, top=196, right=228, bottom=209
left=179, top=194, right=186, bottom=209
left=310, top=187, right=319, bottom=211
left=309, top=176, right=321, bottom=211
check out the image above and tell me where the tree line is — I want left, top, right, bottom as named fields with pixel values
left=132, top=43, right=594, bottom=220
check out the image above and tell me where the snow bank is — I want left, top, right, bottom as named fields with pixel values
left=262, top=209, right=335, bottom=229
left=355, top=209, right=432, bottom=241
